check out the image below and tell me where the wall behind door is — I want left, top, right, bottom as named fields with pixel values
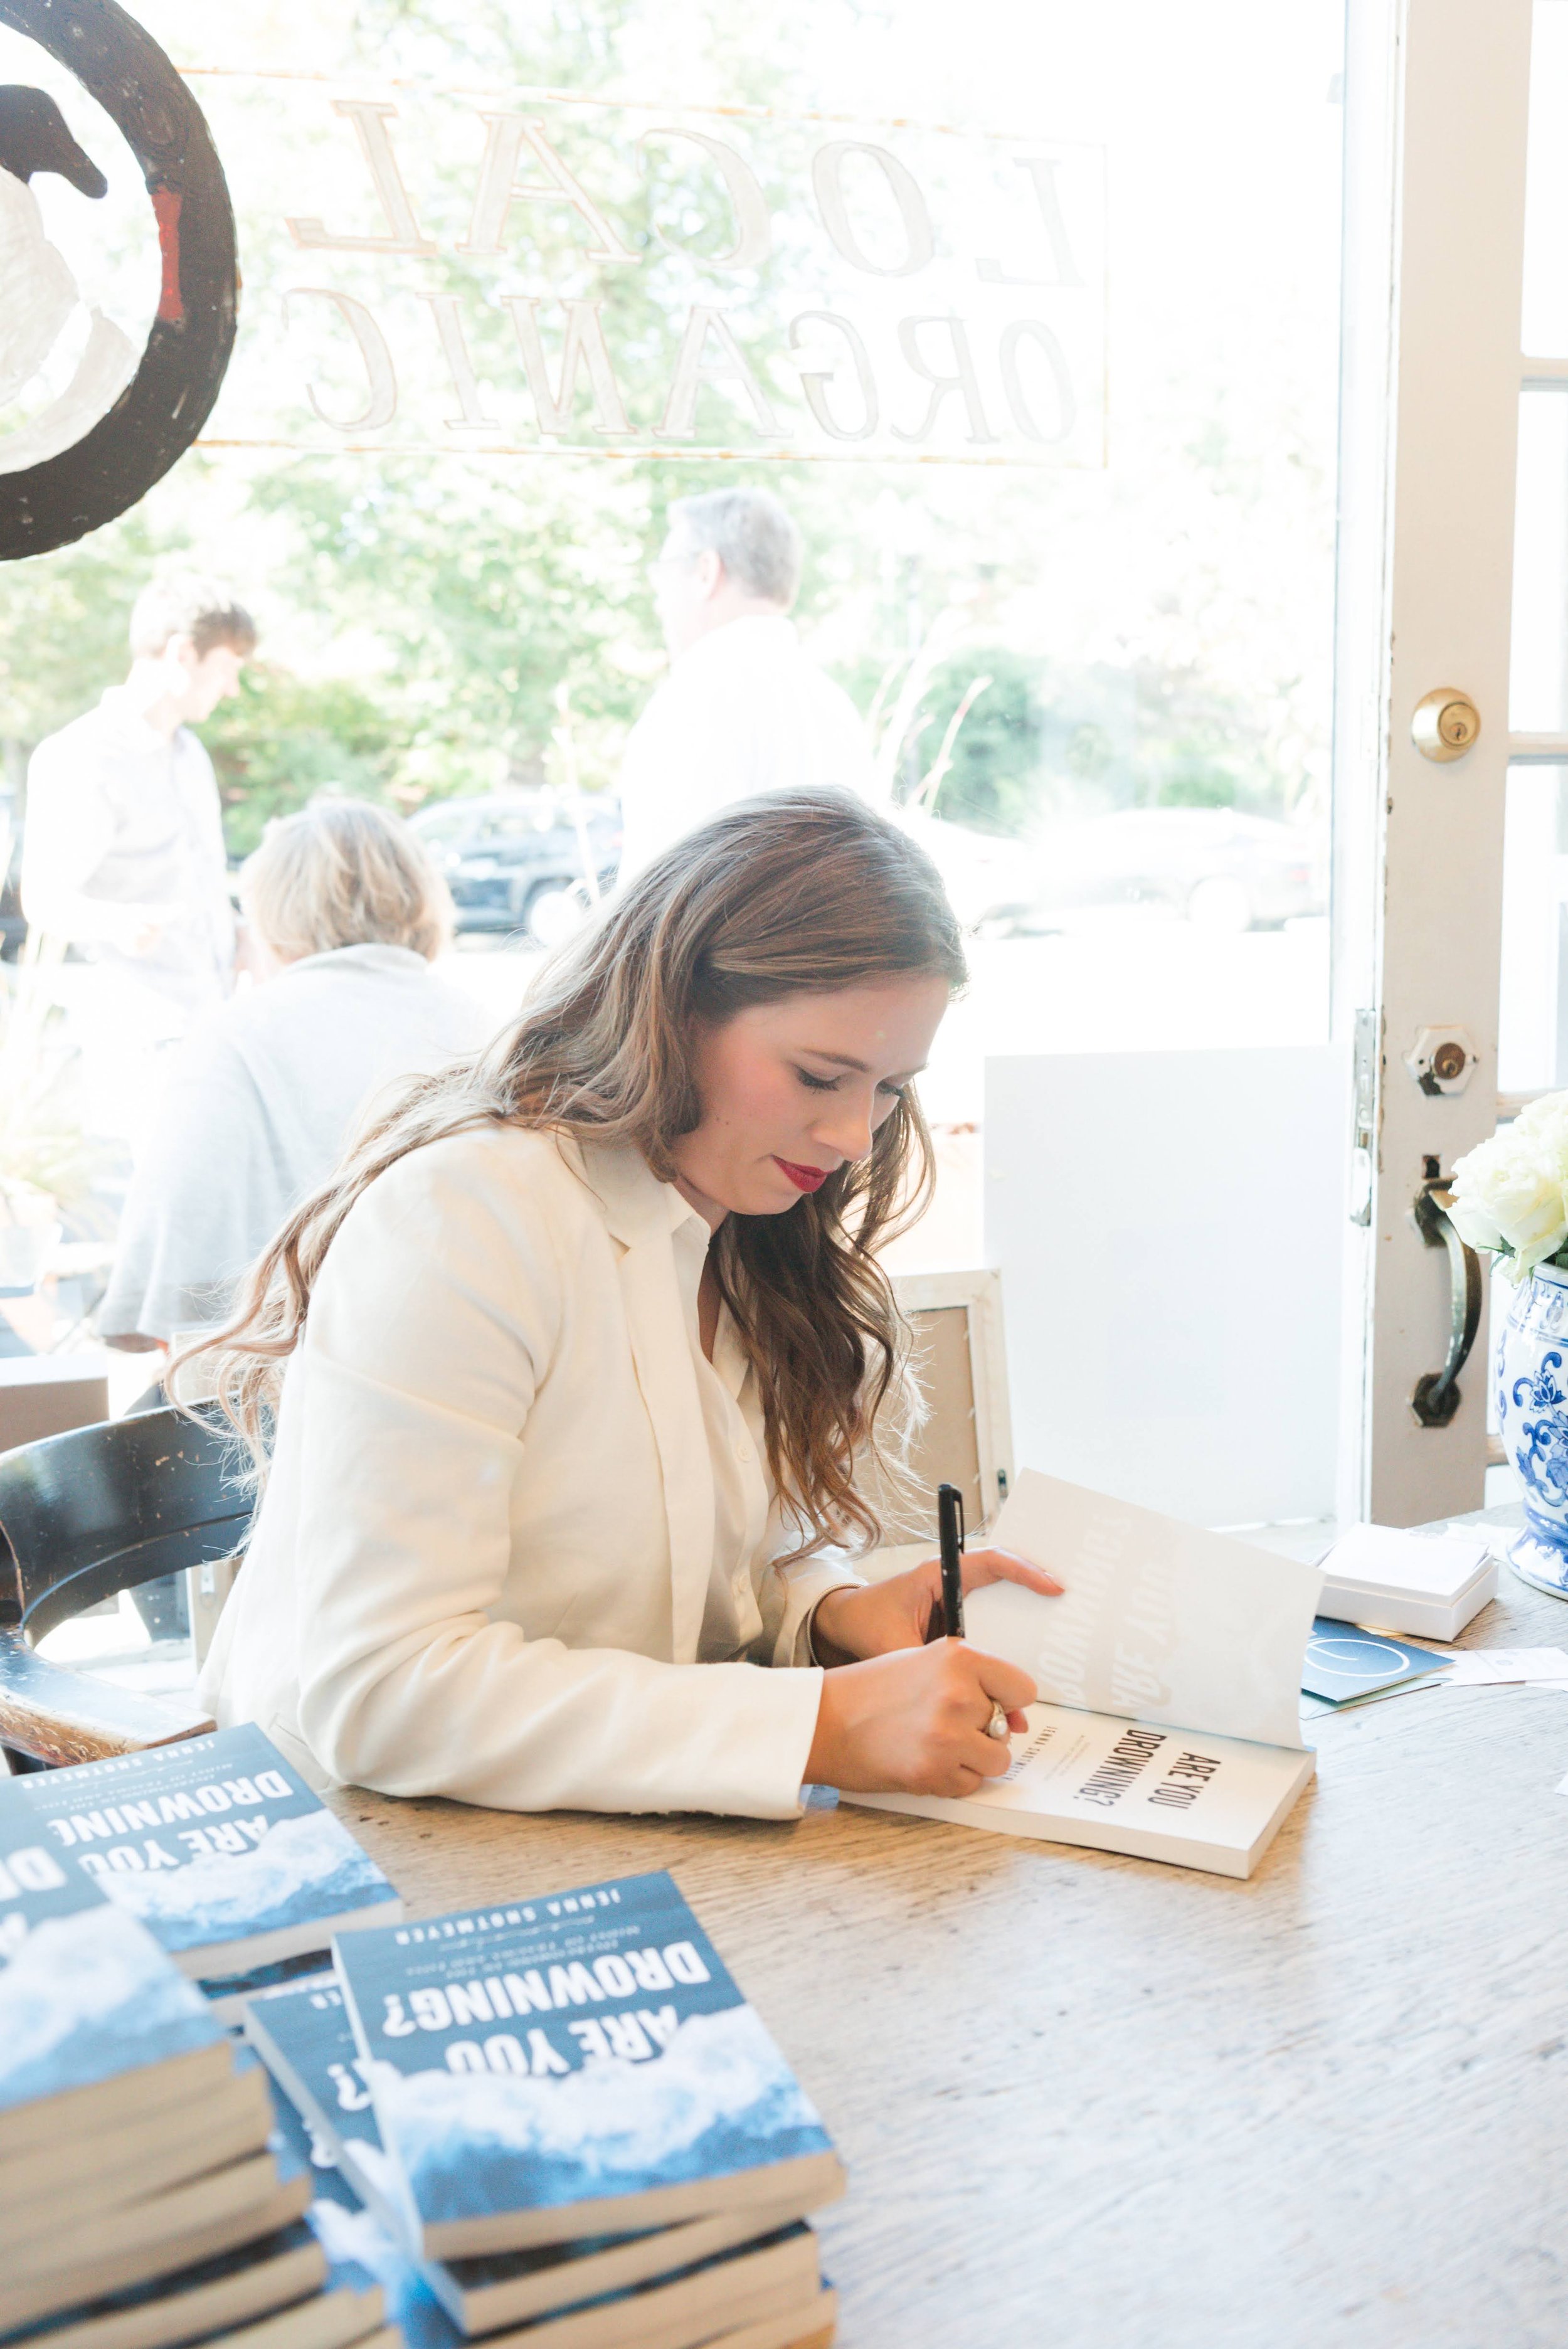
left=985, top=1046, right=1345, bottom=1525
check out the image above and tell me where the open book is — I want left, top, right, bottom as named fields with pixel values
left=844, top=1469, right=1323, bottom=1879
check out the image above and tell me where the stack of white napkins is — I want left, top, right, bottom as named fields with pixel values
left=1315, top=1522, right=1497, bottom=1640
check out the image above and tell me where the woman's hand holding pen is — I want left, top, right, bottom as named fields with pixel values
left=805, top=1547, right=1065, bottom=1796
left=809, top=1546, right=1063, bottom=1666
left=803, top=1640, right=1039, bottom=1796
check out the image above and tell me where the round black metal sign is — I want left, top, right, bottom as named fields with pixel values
left=0, top=0, right=236, bottom=558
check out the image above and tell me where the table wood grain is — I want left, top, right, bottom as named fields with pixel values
left=324, top=1518, right=1568, bottom=2348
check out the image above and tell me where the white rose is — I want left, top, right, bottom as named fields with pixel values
left=1449, top=1126, right=1568, bottom=1278
left=1517, top=1090, right=1568, bottom=1163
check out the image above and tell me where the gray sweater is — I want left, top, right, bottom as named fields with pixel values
left=100, top=944, right=494, bottom=1342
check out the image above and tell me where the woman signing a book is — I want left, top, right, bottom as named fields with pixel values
left=193, top=790, right=1059, bottom=1817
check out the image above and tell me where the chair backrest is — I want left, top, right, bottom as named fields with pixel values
left=0, top=1406, right=254, bottom=1644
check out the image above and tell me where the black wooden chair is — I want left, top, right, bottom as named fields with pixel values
left=0, top=1406, right=253, bottom=1771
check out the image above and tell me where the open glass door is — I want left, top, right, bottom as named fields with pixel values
left=1500, top=5, right=1568, bottom=1107
left=1341, top=0, right=1536, bottom=1526
left=3, top=0, right=1350, bottom=1526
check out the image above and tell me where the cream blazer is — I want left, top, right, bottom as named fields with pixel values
left=198, top=1127, right=862, bottom=1820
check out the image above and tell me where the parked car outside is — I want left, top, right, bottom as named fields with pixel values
left=978, top=807, right=1325, bottom=936
left=0, top=795, right=21, bottom=960
left=1, top=859, right=21, bottom=960
left=410, top=789, right=622, bottom=944
left=896, top=807, right=1049, bottom=935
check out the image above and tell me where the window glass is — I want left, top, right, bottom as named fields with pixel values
left=1498, top=765, right=1568, bottom=1093
left=1510, top=388, right=1568, bottom=733
left=0, top=0, right=1346, bottom=1369
left=193, top=0, right=1343, bottom=1130
left=1523, top=0, right=1568, bottom=357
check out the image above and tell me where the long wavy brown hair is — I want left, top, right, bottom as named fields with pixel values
left=180, top=788, right=968, bottom=1555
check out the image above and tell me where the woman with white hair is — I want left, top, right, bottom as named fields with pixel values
left=100, top=797, right=492, bottom=1350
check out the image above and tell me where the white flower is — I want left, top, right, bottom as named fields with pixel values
left=1450, top=1116, right=1568, bottom=1280
left=1517, top=1092, right=1568, bottom=1155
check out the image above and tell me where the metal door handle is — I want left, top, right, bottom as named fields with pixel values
left=1410, top=1181, right=1483, bottom=1427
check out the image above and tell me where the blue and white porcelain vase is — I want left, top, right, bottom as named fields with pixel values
left=1497, top=1259, right=1568, bottom=1594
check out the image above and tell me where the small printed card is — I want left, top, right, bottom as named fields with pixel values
left=1300, top=1620, right=1451, bottom=1706
left=1443, top=1648, right=1568, bottom=1686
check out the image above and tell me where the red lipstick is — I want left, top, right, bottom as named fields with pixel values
left=774, top=1157, right=831, bottom=1193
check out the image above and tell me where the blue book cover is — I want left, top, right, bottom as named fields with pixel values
left=260, top=2015, right=825, bottom=2348
left=247, top=1971, right=833, bottom=2335
left=0, top=1726, right=401, bottom=1980
left=245, top=2094, right=387, bottom=2346
left=333, top=1870, right=841, bottom=2256
left=199, top=1951, right=336, bottom=2024
left=246, top=1975, right=405, bottom=2217
left=0, top=1807, right=225, bottom=2124
left=265, top=2067, right=372, bottom=2218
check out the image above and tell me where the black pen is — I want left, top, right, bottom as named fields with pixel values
left=940, top=1479, right=1012, bottom=1741
left=938, top=1481, right=965, bottom=1640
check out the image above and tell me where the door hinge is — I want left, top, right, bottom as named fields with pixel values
left=1350, top=1007, right=1377, bottom=1225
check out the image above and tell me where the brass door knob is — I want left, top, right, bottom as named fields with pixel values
left=1412, top=688, right=1481, bottom=761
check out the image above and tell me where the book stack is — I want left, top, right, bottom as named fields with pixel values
left=248, top=1870, right=843, bottom=2349
left=0, top=1726, right=403, bottom=2017
left=0, top=1803, right=392, bottom=2349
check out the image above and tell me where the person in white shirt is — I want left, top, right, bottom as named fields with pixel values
left=615, top=487, right=876, bottom=881
left=192, top=789, right=1058, bottom=1819
left=100, top=798, right=493, bottom=1352
left=22, top=571, right=253, bottom=1028
left=22, top=574, right=254, bottom=1143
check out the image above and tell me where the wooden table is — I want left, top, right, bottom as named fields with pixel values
left=324, top=1511, right=1568, bottom=2347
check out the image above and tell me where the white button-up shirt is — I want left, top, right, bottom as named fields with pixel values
left=21, top=686, right=235, bottom=1026
left=199, top=1127, right=864, bottom=1819
left=617, top=613, right=877, bottom=879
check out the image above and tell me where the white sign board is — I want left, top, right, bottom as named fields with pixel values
left=985, top=1046, right=1345, bottom=1527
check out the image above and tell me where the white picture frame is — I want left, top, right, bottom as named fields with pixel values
left=889, top=1265, right=1015, bottom=1539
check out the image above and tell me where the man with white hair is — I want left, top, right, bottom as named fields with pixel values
left=616, top=486, right=875, bottom=879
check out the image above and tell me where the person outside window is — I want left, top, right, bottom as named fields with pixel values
left=21, top=573, right=255, bottom=1138
left=615, top=487, right=876, bottom=881
left=100, top=798, right=492, bottom=1352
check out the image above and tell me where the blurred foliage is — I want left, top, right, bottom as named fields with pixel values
left=237, top=457, right=657, bottom=807
left=0, top=510, right=163, bottom=758
left=0, top=953, right=107, bottom=1213
left=1156, top=766, right=1239, bottom=809
left=921, top=650, right=1046, bottom=837
left=201, top=665, right=403, bottom=855
left=1132, top=660, right=1276, bottom=815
